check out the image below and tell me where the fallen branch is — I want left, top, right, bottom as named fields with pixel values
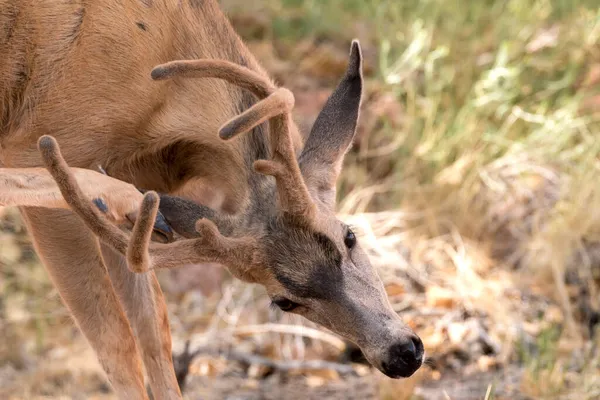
left=232, top=323, right=346, bottom=351
left=197, top=348, right=359, bottom=376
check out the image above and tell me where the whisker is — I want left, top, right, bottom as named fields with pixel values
left=424, top=356, right=438, bottom=368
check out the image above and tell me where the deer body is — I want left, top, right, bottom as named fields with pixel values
left=1, top=1, right=423, bottom=399
left=2, top=0, right=282, bottom=212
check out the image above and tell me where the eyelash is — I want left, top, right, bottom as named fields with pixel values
left=270, top=298, right=301, bottom=312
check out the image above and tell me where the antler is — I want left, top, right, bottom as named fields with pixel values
left=38, top=135, right=258, bottom=275
left=152, top=60, right=316, bottom=220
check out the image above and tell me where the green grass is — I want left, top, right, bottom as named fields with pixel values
left=226, top=0, right=600, bottom=186
left=518, top=325, right=600, bottom=399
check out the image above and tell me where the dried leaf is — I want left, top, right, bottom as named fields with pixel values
left=247, top=363, right=271, bottom=379
left=385, top=282, right=406, bottom=297
left=354, top=364, right=371, bottom=377
left=306, top=375, right=327, bottom=388
left=426, top=286, right=455, bottom=309
left=545, top=305, right=564, bottom=324
left=477, top=355, right=499, bottom=372
left=0, top=235, right=22, bottom=264
left=242, top=379, right=260, bottom=389
left=423, top=330, right=446, bottom=352
left=447, top=322, right=470, bottom=345
left=306, top=368, right=340, bottom=381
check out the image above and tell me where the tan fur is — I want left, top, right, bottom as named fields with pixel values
left=0, top=167, right=141, bottom=217
left=0, top=1, right=423, bottom=397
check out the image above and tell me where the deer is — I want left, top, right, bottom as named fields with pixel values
left=0, top=1, right=424, bottom=399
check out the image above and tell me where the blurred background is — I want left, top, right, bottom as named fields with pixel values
left=2, top=0, right=600, bottom=399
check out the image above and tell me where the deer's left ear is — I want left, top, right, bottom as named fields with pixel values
left=299, top=40, right=363, bottom=211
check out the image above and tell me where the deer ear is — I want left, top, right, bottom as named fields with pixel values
left=299, top=40, right=363, bottom=211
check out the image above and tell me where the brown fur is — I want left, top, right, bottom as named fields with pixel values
left=0, top=1, right=423, bottom=398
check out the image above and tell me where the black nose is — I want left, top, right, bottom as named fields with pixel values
left=381, top=336, right=424, bottom=378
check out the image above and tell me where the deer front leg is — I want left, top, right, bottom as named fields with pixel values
left=0, top=167, right=173, bottom=242
left=20, top=207, right=150, bottom=400
left=101, top=244, right=183, bottom=399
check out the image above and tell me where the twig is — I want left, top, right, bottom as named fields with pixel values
left=232, top=323, right=346, bottom=351
left=194, top=347, right=358, bottom=375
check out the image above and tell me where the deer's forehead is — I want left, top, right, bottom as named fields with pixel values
left=265, top=219, right=342, bottom=263
left=264, top=217, right=347, bottom=299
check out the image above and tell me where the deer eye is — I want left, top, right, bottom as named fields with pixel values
left=272, top=298, right=300, bottom=312
left=344, top=228, right=356, bottom=249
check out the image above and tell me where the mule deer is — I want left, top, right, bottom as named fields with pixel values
left=0, top=1, right=423, bottom=398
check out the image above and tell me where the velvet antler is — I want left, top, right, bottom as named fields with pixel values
left=152, top=59, right=316, bottom=220
left=38, top=135, right=259, bottom=276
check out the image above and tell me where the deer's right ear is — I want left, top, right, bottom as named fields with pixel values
left=299, top=40, right=363, bottom=211
left=156, top=194, right=224, bottom=239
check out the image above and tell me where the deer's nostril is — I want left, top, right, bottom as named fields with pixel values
left=412, top=335, right=424, bottom=359
left=396, top=339, right=416, bottom=360
left=381, top=336, right=424, bottom=378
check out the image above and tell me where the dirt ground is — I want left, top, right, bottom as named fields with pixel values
left=184, top=368, right=529, bottom=400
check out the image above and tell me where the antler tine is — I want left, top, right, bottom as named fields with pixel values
left=253, top=112, right=316, bottom=218
left=38, top=136, right=133, bottom=255
left=218, top=87, right=294, bottom=140
left=151, top=60, right=275, bottom=99
left=151, top=59, right=316, bottom=219
left=148, top=219, right=259, bottom=275
left=127, top=191, right=159, bottom=272
left=38, top=135, right=259, bottom=274
left=128, top=196, right=258, bottom=273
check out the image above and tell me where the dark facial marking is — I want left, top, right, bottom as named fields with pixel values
left=274, top=265, right=343, bottom=300
left=136, top=21, right=147, bottom=31
left=139, top=0, right=153, bottom=7
left=266, top=216, right=344, bottom=300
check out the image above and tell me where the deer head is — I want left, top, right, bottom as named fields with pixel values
left=39, top=41, right=423, bottom=379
